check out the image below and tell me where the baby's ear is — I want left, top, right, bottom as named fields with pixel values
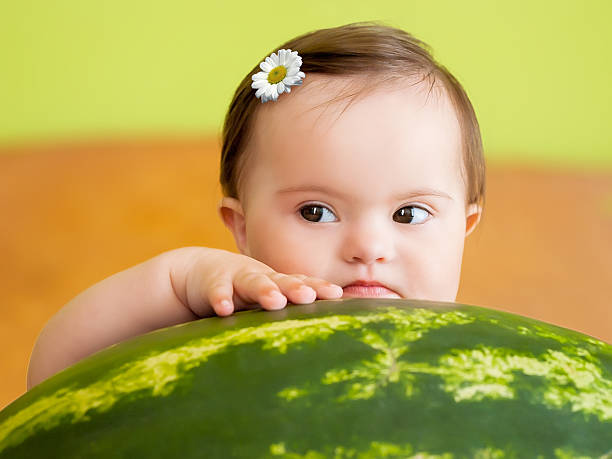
left=218, top=197, right=249, bottom=255
left=465, top=203, right=482, bottom=237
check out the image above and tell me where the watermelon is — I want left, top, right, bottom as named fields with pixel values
left=1, top=299, right=611, bottom=458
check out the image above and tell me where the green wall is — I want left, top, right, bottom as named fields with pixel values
left=2, top=0, right=611, bottom=168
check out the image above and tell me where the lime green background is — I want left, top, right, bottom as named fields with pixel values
left=1, top=0, right=611, bottom=168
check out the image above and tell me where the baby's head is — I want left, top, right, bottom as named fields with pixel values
left=218, top=21, right=485, bottom=302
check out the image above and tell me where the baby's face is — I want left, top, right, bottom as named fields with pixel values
left=221, top=74, right=481, bottom=302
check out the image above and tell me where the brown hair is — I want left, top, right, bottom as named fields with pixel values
left=220, top=20, right=485, bottom=208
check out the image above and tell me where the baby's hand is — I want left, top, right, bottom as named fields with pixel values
left=179, top=248, right=344, bottom=317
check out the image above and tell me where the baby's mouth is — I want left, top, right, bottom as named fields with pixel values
left=342, top=281, right=401, bottom=299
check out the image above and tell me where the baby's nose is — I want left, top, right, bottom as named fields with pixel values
left=341, top=223, right=395, bottom=265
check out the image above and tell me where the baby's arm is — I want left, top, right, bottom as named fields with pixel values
left=27, top=247, right=343, bottom=389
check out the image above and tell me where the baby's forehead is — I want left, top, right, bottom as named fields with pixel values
left=251, top=73, right=454, bottom=148
left=241, top=74, right=465, bottom=201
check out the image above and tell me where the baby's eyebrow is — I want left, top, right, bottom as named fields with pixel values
left=276, top=185, right=341, bottom=196
left=395, top=189, right=454, bottom=201
left=276, top=185, right=453, bottom=201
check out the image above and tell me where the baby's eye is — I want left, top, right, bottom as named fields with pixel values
left=393, top=206, right=430, bottom=224
left=299, top=204, right=337, bottom=223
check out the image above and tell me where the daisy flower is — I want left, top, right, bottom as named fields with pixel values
left=251, top=49, right=306, bottom=103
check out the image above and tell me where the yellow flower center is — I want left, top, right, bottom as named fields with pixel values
left=267, top=65, right=287, bottom=84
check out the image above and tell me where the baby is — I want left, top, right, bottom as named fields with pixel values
left=26, top=21, right=485, bottom=389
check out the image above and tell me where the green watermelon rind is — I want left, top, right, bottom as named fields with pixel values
left=1, top=300, right=611, bottom=457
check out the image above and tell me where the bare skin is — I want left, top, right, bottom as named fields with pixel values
left=27, top=247, right=343, bottom=389
left=27, top=74, right=481, bottom=389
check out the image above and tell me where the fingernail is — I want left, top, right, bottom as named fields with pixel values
left=325, top=282, right=341, bottom=288
left=266, top=290, right=285, bottom=303
left=265, top=291, right=286, bottom=309
left=217, top=300, right=233, bottom=315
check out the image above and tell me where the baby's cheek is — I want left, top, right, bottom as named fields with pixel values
left=279, top=247, right=323, bottom=277
left=250, top=232, right=313, bottom=274
left=431, top=243, right=464, bottom=301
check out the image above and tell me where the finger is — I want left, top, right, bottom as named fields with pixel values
left=268, top=273, right=318, bottom=305
left=233, top=272, right=288, bottom=311
left=301, top=277, right=344, bottom=299
left=206, top=278, right=236, bottom=317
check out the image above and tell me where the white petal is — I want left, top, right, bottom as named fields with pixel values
left=265, top=85, right=273, bottom=98
left=252, top=72, right=268, bottom=81
left=285, top=86, right=291, bottom=93
left=252, top=79, right=268, bottom=89
left=265, top=56, right=276, bottom=67
left=277, top=81, right=286, bottom=94
left=260, top=61, right=272, bottom=72
left=287, top=63, right=303, bottom=76
left=255, top=86, right=267, bottom=97
left=284, top=55, right=296, bottom=67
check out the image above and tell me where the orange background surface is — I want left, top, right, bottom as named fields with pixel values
left=1, top=137, right=611, bottom=410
